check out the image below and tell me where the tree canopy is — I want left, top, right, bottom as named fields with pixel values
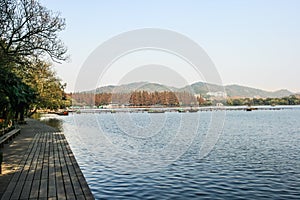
left=226, top=96, right=300, bottom=106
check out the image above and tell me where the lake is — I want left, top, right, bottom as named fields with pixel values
left=40, top=108, right=300, bottom=199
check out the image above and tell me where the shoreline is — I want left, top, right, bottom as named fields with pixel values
left=66, top=105, right=300, bottom=114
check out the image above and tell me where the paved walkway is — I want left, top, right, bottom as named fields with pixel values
left=0, top=119, right=94, bottom=200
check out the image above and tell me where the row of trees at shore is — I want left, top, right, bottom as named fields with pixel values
left=0, top=0, right=68, bottom=126
left=71, top=91, right=210, bottom=107
left=71, top=91, right=300, bottom=107
left=226, top=95, right=300, bottom=106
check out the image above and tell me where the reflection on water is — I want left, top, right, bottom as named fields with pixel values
left=31, top=113, right=64, bottom=132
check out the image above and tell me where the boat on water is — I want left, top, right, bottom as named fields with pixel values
left=56, top=111, right=69, bottom=116
left=177, top=109, right=186, bottom=113
left=148, top=110, right=165, bottom=113
left=188, top=109, right=199, bottom=113
left=245, top=107, right=257, bottom=111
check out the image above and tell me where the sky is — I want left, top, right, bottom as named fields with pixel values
left=41, top=0, right=300, bottom=93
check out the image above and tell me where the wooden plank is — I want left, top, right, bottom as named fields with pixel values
left=5, top=179, right=17, bottom=193
left=39, top=179, right=48, bottom=198
left=48, top=197, right=57, bottom=200
left=29, top=179, right=40, bottom=199
left=57, top=133, right=80, bottom=199
left=10, top=180, right=23, bottom=199
left=71, top=177, right=84, bottom=196
left=0, top=190, right=12, bottom=200
left=27, top=156, right=38, bottom=181
left=10, top=168, right=22, bottom=182
left=76, top=194, right=86, bottom=200
left=36, top=198, right=47, bottom=200
left=63, top=143, right=93, bottom=198
left=41, top=164, right=48, bottom=180
left=64, top=178, right=74, bottom=199
left=55, top=135, right=66, bottom=200
left=78, top=174, right=94, bottom=198
left=26, top=145, right=39, bottom=181
left=59, top=139, right=86, bottom=198
left=56, top=178, right=66, bottom=200
left=18, top=165, right=29, bottom=181
left=48, top=175, right=56, bottom=198
left=33, top=163, right=42, bottom=180
left=68, top=163, right=84, bottom=196
left=19, top=180, right=32, bottom=199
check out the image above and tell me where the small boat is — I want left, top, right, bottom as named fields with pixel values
left=245, top=107, right=257, bottom=111
left=188, top=109, right=199, bottom=113
left=148, top=110, right=165, bottom=113
left=56, top=111, right=69, bottom=116
left=177, top=109, right=186, bottom=113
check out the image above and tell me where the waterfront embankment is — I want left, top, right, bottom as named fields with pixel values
left=0, top=118, right=94, bottom=199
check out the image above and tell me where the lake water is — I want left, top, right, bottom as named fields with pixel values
left=40, top=108, right=300, bottom=199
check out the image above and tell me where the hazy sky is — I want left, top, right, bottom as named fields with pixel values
left=41, top=0, right=300, bottom=92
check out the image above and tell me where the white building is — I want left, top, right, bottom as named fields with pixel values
left=206, top=91, right=227, bottom=98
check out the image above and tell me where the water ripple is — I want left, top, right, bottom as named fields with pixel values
left=62, top=110, right=300, bottom=199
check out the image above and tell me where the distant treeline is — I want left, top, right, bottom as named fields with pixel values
left=71, top=92, right=300, bottom=107
left=71, top=91, right=209, bottom=107
left=226, top=95, right=300, bottom=106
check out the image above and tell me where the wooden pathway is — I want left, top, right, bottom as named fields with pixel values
left=1, top=132, right=94, bottom=200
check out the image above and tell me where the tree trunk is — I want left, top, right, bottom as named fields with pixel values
left=19, top=106, right=25, bottom=122
left=28, top=106, right=37, bottom=117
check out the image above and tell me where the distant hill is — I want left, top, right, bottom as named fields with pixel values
left=89, top=81, right=293, bottom=98
left=93, top=82, right=178, bottom=93
left=94, top=82, right=147, bottom=93
left=181, top=82, right=224, bottom=94
left=224, top=85, right=293, bottom=98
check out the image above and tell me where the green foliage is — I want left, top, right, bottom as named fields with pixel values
left=0, top=0, right=68, bottom=124
left=19, top=61, right=67, bottom=110
left=226, top=96, right=300, bottom=106
left=0, top=66, right=36, bottom=122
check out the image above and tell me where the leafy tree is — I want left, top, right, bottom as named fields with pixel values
left=0, top=67, right=36, bottom=122
left=0, top=0, right=68, bottom=123
left=18, top=61, right=67, bottom=111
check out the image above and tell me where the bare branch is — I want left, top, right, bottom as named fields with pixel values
left=0, top=0, right=68, bottom=63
